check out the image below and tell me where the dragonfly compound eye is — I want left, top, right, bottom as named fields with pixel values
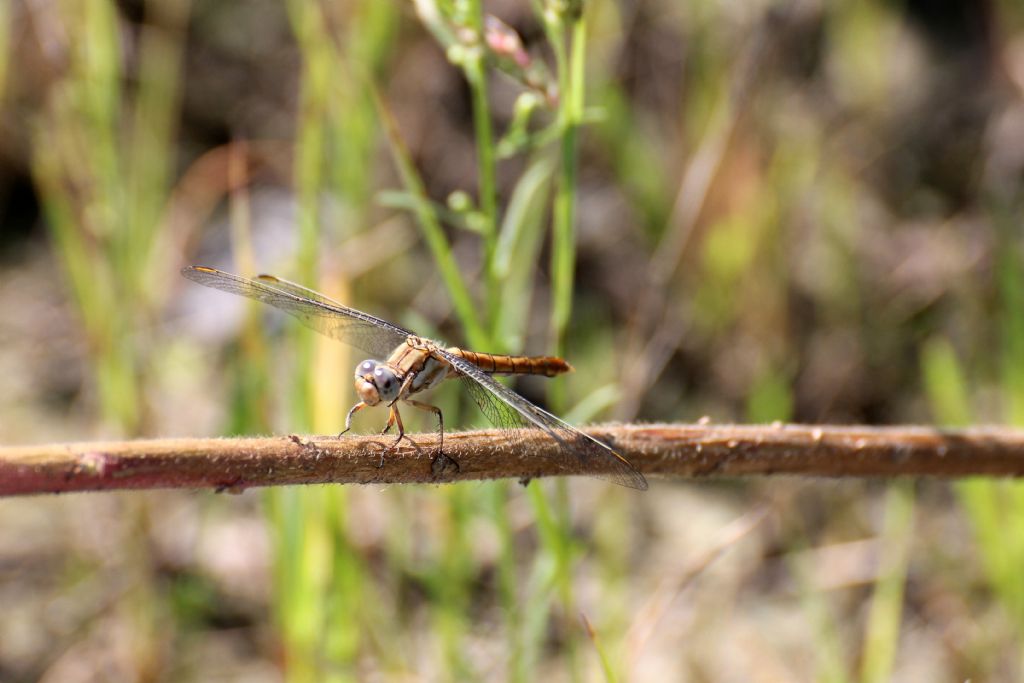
left=356, top=360, right=377, bottom=377
left=373, top=366, right=399, bottom=401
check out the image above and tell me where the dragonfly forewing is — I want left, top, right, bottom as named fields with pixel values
left=181, top=266, right=411, bottom=359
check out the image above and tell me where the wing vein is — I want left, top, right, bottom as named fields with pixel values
left=182, top=266, right=411, bottom=359
left=437, top=348, right=648, bottom=489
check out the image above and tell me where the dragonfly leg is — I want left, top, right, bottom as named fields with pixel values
left=405, top=399, right=444, bottom=455
left=379, top=407, right=397, bottom=436
left=389, top=405, right=406, bottom=447
left=374, top=406, right=406, bottom=468
left=339, top=401, right=367, bottom=437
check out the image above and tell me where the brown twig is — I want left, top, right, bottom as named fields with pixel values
left=4, top=423, right=1024, bottom=497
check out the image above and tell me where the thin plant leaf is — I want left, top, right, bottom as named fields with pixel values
left=494, top=156, right=555, bottom=349
left=375, top=190, right=481, bottom=233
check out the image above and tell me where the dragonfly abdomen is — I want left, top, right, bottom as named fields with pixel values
left=451, top=349, right=573, bottom=377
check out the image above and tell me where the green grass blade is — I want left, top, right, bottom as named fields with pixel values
left=922, top=338, right=1024, bottom=636
left=581, top=613, right=619, bottom=683
left=859, top=482, right=915, bottom=683
left=790, top=547, right=853, bottom=683
left=494, top=156, right=555, bottom=349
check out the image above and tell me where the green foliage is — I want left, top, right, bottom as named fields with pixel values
left=30, top=0, right=189, bottom=435
left=20, top=0, right=1024, bottom=680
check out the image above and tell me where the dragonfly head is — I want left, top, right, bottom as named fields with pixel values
left=355, top=360, right=399, bottom=405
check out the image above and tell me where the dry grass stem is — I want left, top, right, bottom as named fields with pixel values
left=4, top=423, right=1024, bottom=497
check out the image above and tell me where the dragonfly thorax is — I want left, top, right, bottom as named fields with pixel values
left=355, top=359, right=400, bottom=406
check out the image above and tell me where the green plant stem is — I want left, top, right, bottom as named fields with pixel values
left=544, top=13, right=589, bottom=683
left=550, top=14, right=586, bottom=372
left=279, top=5, right=334, bottom=682
left=371, top=84, right=488, bottom=350
left=460, top=3, right=500, bottom=327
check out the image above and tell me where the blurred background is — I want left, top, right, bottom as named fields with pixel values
left=2, top=0, right=1024, bottom=680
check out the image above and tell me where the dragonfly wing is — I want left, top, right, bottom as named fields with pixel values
left=182, top=266, right=412, bottom=359
left=436, top=349, right=648, bottom=490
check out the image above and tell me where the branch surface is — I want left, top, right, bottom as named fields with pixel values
left=4, top=423, right=1024, bottom=497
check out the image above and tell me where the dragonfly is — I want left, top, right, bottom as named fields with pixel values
left=181, top=265, right=648, bottom=490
